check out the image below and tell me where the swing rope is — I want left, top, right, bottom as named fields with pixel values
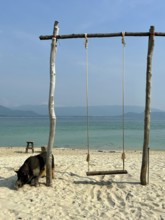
left=85, top=34, right=90, bottom=172
left=121, top=32, right=126, bottom=170
left=85, top=33, right=127, bottom=175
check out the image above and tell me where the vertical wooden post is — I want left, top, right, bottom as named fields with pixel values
left=46, top=21, right=59, bottom=186
left=140, top=26, right=155, bottom=185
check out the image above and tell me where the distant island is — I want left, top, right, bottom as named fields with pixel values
left=0, top=105, right=39, bottom=117
left=0, top=104, right=165, bottom=119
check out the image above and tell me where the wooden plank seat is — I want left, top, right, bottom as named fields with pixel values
left=86, top=170, right=128, bottom=176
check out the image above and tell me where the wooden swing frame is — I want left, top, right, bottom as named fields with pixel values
left=40, top=22, right=157, bottom=185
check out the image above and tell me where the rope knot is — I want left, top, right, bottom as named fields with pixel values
left=85, top=33, right=88, bottom=49
left=86, top=153, right=90, bottom=162
left=122, top=32, right=126, bottom=46
left=121, top=152, right=126, bottom=160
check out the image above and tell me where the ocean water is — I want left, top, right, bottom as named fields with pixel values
left=0, top=116, right=164, bottom=150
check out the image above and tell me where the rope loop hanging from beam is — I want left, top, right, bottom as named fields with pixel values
left=84, top=33, right=90, bottom=172
left=85, top=33, right=88, bottom=49
left=122, top=32, right=126, bottom=46
left=121, top=31, right=126, bottom=170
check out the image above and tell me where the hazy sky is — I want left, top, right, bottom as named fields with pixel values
left=1, top=0, right=165, bottom=110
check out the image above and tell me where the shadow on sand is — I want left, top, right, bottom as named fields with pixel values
left=0, top=175, right=16, bottom=190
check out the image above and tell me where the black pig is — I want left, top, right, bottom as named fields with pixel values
left=15, top=152, right=55, bottom=189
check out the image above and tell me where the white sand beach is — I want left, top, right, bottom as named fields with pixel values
left=0, top=147, right=165, bottom=220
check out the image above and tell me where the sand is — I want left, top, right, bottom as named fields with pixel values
left=0, top=147, right=165, bottom=220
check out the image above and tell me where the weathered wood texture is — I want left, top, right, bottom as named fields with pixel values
left=46, top=21, right=59, bottom=186
left=39, top=31, right=165, bottom=40
left=140, top=26, right=155, bottom=185
left=86, top=170, right=128, bottom=176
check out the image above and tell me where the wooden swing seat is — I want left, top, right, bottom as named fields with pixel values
left=86, top=169, right=128, bottom=176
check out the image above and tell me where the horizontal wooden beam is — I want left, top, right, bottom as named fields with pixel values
left=39, top=31, right=165, bottom=40
left=155, top=32, right=165, bottom=36
left=40, top=32, right=149, bottom=40
left=86, top=170, right=128, bottom=176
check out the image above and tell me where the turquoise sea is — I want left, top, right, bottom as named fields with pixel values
left=0, top=116, right=164, bottom=150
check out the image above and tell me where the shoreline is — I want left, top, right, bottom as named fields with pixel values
left=1, top=145, right=165, bottom=150
left=0, top=147, right=165, bottom=219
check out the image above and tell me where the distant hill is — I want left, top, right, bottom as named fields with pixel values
left=13, top=104, right=145, bottom=116
left=0, top=105, right=40, bottom=117
left=11, top=104, right=165, bottom=117
left=124, top=111, right=165, bottom=119
left=13, top=104, right=49, bottom=116
left=1, top=104, right=165, bottom=120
